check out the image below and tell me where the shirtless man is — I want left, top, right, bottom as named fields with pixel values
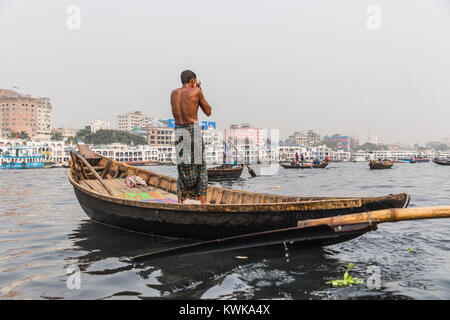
left=171, top=70, right=212, bottom=204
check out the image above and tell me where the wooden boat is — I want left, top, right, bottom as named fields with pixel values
left=68, top=145, right=409, bottom=240
left=433, top=159, right=450, bottom=166
left=43, top=160, right=55, bottom=169
left=208, top=164, right=244, bottom=180
left=399, top=158, right=416, bottom=163
left=369, top=160, right=393, bottom=170
left=281, top=161, right=329, bottom=169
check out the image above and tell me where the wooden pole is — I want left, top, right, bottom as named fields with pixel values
left=229, top=141, right=257, bottom=177
left=73, top=152, right=114, bottom=196
left=298, top=206, right=450, bottom=228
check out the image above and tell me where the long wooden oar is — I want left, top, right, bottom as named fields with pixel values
left=297, top=206, right=450, bottom=228
left=131, top=206, right=450, bottom=263
left=229, top=141, right=257, bottom=177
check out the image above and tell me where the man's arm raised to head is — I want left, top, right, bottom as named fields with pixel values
left=197, top=88, right=212, bottom=117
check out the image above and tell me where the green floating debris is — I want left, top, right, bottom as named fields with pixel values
left=408, top=248, right=416, bottom=253
left=326, top=263, right=364, bottom=287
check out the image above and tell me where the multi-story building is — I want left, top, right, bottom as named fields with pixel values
left=0, top=89, right=52, bottom=140
left=147, top=127, right=174, bottom=146
left=117, top=111, right=149, bottom=131
left=225, top=123, right=265, bottom=147
left=285, top=130, right=321, bottom=146
left=368, top=134, right=382, bottom=145
left=350, top=136, right=360, bottom=149
left=36, top=97, right=52, bottom=140
left=86, top=119, right=110, bottom=133
left=279, top=143, right=349, bottom=162
left=90, top=144, right=175, bottom=164
left=53, top=128, right=78, bottom=140
left=323, top=134, right=352, bottom=151
left=0, top=90, right=38, bottom=139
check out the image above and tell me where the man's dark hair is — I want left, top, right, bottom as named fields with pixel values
left=181, top=70, right=197, bottom=84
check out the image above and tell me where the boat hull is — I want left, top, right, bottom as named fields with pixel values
left=0, top=162, right=44, bottom=169
left=281, top=162, right=329, bottom=169
left=207, top=165, right=244, bottom=180
left=433, top=159, right=450, bottom=166
left=72, top=184, right=408, bottom=240
left=69, top=145, right=409, bottom=240
left=369, top=161, right=393, bottom=169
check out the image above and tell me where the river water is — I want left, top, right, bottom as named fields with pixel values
left=0, top=162, right=449, bottom=300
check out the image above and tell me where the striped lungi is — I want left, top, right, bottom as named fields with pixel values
left=174, top=123, right=208, bottom=201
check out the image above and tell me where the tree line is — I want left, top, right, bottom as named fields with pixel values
left=55, top=129, right=147, bottom=145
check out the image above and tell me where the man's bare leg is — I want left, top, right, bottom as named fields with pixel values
left=200, top=195, right=206, bottom=204
left=178, top=197, right=183, bottom=204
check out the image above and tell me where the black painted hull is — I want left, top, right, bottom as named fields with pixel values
left=207, top=166, right=244, bottom=180
left=73, top=187, right=407, bottom=240
left=281, top=162, right=328, bottom=169
left=369, top=162, right=393, bottom=169
left=433, top=160, right=450, bottom=166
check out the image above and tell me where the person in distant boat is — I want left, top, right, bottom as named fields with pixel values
left=295, top=152, right=299, bottom=164
left=325, top=153, right=331, bottom=162
left=171, top=70, right=212, bottom=204
left=368, top=151, right=375, bottom=162
left=300, top=153, right=304, bottom=165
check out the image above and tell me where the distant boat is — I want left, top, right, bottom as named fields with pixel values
left=0, top=146, right=45, bottom=169
left=369, top=160, right=393, bottom=170
left=281, top=161, right=329, bottom=169
left=433, top=158, right=450, bottom=166
left=208, top=164, right=244, bottom=180
left=43, top=160, right=55, bottom=169
left=413, top=158, right=430, bottom=163
left=399, top=158, right=416, bottom=163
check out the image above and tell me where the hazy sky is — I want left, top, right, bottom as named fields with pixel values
left=1, top=0, right=449, bottom=144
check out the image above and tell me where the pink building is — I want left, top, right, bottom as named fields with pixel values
left=225, top=123, right=265, bottom=146
left=1, top=90, right=38, bottom=138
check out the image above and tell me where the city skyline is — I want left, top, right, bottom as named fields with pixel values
left=1, top=1, right=449, bottom=144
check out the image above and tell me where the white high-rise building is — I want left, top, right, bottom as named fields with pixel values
left=36, top=97, right=52, bottom=140
left=117, top=111, right=149, bottom=131
left=89, top=119, right=110, bottom=133
left=368, top=134, right=381, bottom=145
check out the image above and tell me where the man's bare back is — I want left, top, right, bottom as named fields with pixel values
left=171, top=83, right=211, bottom=125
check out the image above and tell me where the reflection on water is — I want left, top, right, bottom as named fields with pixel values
left=0, top=163, right=449, bottom=299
